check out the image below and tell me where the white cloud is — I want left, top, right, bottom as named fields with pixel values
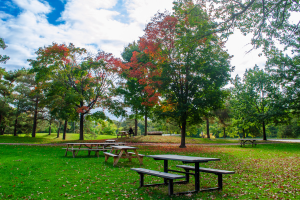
left=225, top=31, right=267, bottom=78
left=0, top=0, right=267, bottom=80
left=12, top=0, right=52, bottom=14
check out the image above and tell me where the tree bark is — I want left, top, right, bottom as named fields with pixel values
left=14, top=117, right=18, bottom=136
left=63, top=120, right=67, bottom=140
left=32, top=97, right=38, bottom=138
left=179, top=121, right=186, bottom=148
left=262, top=120, right=267, bottom=140
left=135, top=118, right=138, bottom=136
left=223, top=127, right=226, bottom=138
left=206, top=118, right=210, bottom=139
left=57, top=121, right=61, bottom=138
left=144, top=108, right=147, bottom=136
left=242, top=128, right=245, bottom=138
left=79, top=113, right=84, bottom=140
left=0, top=114, right=3, bottom=135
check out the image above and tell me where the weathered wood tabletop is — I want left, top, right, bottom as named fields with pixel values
left=104, top=145, right=143, bottom=166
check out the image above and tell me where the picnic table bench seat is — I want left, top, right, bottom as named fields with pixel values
left=147, top=131, right=163, bottom=136
left=131, top=168, right=185, bottom=195
left=176, top=165, right=235, bottom=190
left=63, top=148, right=110, bottom=158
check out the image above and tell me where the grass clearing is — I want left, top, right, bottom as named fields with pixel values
left=0, top=133, right=117, bottom=144
left=118, top=135, right=272, bottom=144
left=0, top=143, right=299, bottom=199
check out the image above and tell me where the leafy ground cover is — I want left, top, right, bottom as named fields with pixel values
left=0, top=143, right=299, bottom=199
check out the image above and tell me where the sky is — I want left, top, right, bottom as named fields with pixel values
left=0, top=0, right=267, bottom=80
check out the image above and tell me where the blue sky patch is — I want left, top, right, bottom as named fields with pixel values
left=0, top=0, right=22, bottom=20
left=110, top=0, right=131, bottom=24
left=44, top=0, right=65, bottom=25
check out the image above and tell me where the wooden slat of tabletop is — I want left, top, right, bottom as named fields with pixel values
left=146, top=155, right=220, bottom=162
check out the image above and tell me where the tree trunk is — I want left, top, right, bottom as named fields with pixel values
left=63, top=120, right=67, bottom=140
left=206, top=118, right=210, bottom=139
left=79, top=113, right=84, bottom=140
left=135, top=118, right=138, bottom=136
left=49, top=121, right=51, bottom=135
left=57, top=121, right=61, bottom=138
left=179, top=121, right=186, bottom=148
left=242, top=128, right=245, bottom=138
left=262, top=120, right=267, bottom=140
left=223, top=127, right=226, bottom=138
left=144, top=108, right=147, bottom=136
left=14, top=117, right=18, bottom=136
left=32, top=97, right=38, bottom=138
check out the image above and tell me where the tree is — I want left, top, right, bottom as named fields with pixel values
left=29, top=43, right=123, bottom=140
left=119, top=41, right=162, bottom=136
left=141, top=1, right=232, bottom=147
left=231, top=65, right=287, bottom=140
left=0, top=38, right=10, bottom=64
left=265, top=34, right=300, bottom=115
left=197, top=0, right=300, bottom=50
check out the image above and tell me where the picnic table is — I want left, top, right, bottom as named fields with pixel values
left=117, top=131, right=129, bottom=138
left=104, top=145, right=144, bottom=166
left=239, top=139, right=258, bottom=147
left=131, top=155, right=234, bottom=196
left=63, top=142, right=126, bottom=158
left=105, top=140, right=116, bottom=143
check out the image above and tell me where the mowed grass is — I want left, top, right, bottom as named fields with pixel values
left=118, top=135, right=272, bottom=144
left=0, top=143, right=299, bottom=199
left=0, top=133, right=117, bottom=144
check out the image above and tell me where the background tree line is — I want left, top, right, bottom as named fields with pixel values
left=1, top=0, right=299, bottom=146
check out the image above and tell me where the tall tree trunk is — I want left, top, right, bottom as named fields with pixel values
left=14, top=117, right=18, bottom=136
left=63, top=120, right=67, bottom=140
left=49, top=121, right=51, bottom=135
left=242, top=128, right=245, bottom=138
left=262, top=120, right=267, bottom=140
left=223, top=127, right=226, bottom=138
left=32, top=97, right=38, bottom=138
left=144, top=108, right=147, bottom=136
left=206, top=118, right=210, bottom=139
left=57, top=121, right=61, bottom=138
left=179, top=120, right=186, bottom=148
left=79, top=113, right=84, bottom=140
left=135, top=119, right=138, bottom=136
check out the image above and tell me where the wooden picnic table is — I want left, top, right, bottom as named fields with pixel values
left=104, top=145, right=144, bottom=166
left=239, top=139, right=258, bottom=147
left=117, top=131, right=129, bottom=138
left=144, top=155, right=221, bottom=195
left=63, top=142, right=126, bottom=158
left=105, top=140, right=116, bottom=143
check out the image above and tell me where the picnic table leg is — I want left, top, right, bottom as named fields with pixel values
left=124, top=150, right=132, bottom=162
left=164, top=160, right=168, bottom=185
left=72, top=150, right=76, bottom=158
left=113, top=149, right=124, bottom=166
left=64, top=145, right=69, bottom=156
left=139, top=173, right=144, bottom=187
left=168, top=179, right=174, bottom=196
left=195, top=162, right=200, bottom=191
left=133, top=149, right=143, bottom=165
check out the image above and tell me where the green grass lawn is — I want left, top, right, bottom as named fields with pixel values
left=0, top=133, right=117, bottom=144
left=0, top=143, right=299, bottom=199
left=117, top=135, right=273, bottom=144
